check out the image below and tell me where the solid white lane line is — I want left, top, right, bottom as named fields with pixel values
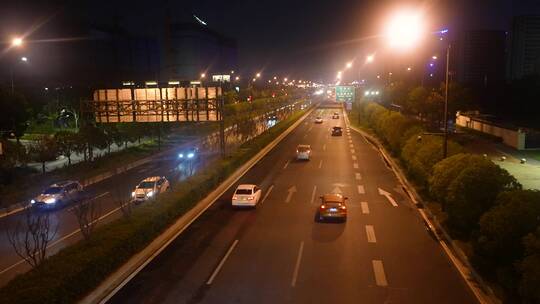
left=323, top=144, right=326, bottom=151
left=291, top=241, right=305, bottom=287
left=207, top=239, right=239, bottom=285
left=357, top=185, right=365, bottom=194
left=260, top=185, right=274, bottom=205
left=308, top=126, right=313, bottom=132
left=355, top=173, right=362, bottom=180
left=353, top=163, right=359, bottom=169
left=318, top=160, right=323, bottom=169
left=372, top=260, right=388, bottom=286
left=283, top=160, right=290, bottom=169
left=366, top=225, right=377, bottom=243
left=310, top=185, right=317, bottom=204
left=361, top=202, right=370, bottom=214
left=352, top=155, right=357, bottom=161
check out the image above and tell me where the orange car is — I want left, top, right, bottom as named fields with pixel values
left=318, top=194, right=348, bottom=222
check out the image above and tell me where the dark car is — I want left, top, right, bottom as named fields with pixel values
left=331, top=126, right=343, bottom=136
left=332, top=112, right=339, bottom=119
left=178, top=147, right=200, bottom=162
left=318, top=194, right=348, bottom=222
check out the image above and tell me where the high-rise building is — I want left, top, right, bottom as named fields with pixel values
left=509, top=15, right=540, bottom=80
left=454, top=30, right=507, bottom=87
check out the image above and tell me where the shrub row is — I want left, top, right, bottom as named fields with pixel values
left=0, top=106, right=308, bottom=304
left=354, top=101, right=540, bottom=302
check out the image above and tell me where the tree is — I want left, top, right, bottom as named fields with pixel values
left=6, top=208, right=58, bottom=268
left=0, top=89, right=31, bottom=143
left=407, top=86, right=429, bottom=115
left=429, top=153, right=486, bottom=207
left=54, top=130, right=77, bottom=165
left=71, top=197, right=101, bottom=241
left=78, top=124, right=107, bottom=161
left=473, top=190, right=540, bottom=284
left=519, top=228, right=540, bottom=303
left=446, top=160, right=521, bottom=237
left=29, top=135, right=59, bottom=173
left=401, top=134, right=462, bottom=186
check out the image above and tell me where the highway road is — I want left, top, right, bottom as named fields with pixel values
left=0, top=101, right=305, bottom=286
left=108, top=105, right=478, bottom=304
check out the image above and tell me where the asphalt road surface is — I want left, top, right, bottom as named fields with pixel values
left=108, top=105, right=478, bottom=304
left=0, top=103, right=304, bottom=286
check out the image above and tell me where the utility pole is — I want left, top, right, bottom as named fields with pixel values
left=443, top=43, right=451, bottom=159
left=219, top=87, right=225, bottom=157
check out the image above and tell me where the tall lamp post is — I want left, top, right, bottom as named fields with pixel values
left=10, top=37, right=24, bottom=95
left=443, top=43, right=451, bottom=158
left=385, top=11, right=451, bottom=159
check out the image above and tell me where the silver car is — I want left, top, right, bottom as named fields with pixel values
left=31, top=181, right=84, bottom=209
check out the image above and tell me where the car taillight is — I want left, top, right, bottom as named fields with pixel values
left=320, top=205, right=326, bottom=209
left=340, top=205, right=347, bottom=210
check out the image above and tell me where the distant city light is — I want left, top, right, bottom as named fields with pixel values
left=407, top=67, right=412, bottom=71
left=256, top=73, right=261, bottom=78
left=429, top=63, right=434, bottom=67
left=21, top=57, right=28, bottom=62
left=346, top=62, right=353, bottom=69
left=201, top=73, right=206, bottom=78
left=432, top=55, right=438, bottom=60
left=193, top=15, right=207, bottom=26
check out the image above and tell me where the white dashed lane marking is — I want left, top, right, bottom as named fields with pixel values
left=361, top=202, right=369, bottom=214
left=372, top=260, right=388, bottom=286
left=366, top=225, right=377, bottom=243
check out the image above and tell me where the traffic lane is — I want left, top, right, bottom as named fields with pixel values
left=108, top=109, right=317, bottom=303
left=344, top=118, right=477, bottom=303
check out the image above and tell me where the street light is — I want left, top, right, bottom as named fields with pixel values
left=385, top=10, right=426, bottom=50
left=384, top=10, right=451, bottom=158
left=12, top=37, right=23, bottom=47
left=201, top=73, right=206, bottom=78
left=256, top=73, right=261, bottom=78
left=235, top=76, right=240, bottom=81
left=346, top=62, right=353, bottom=69
left=366, top=54, right=375, bottom=63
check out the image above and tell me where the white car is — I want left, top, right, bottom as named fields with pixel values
left=132, top=176, right=170, bottom=202
left=31, top=181, right=83, bottom=209
left=315, top=117, right=323, bottom=124
left=232, top=184, right=262, bottom=207
left=296, top=144, right=311, bottom=160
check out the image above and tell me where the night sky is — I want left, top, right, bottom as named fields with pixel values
left=2, top=0, right=540, bottom=82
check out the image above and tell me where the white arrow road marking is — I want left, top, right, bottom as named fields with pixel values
left=332, top=186, right=342, bottom=194
left=372, top=260, right=388, bottom=286
left=355, top=173, right=362, bottom=180
left=378, top=188, right=398, bottom=207
left=283, top=160, right=290, bottom=169
left=353, top=163, right=359, bottom=169
left=285, top=186, right=297, bottom=203
left=357, top=185, right=365, bottom=194
left=361, top=202, right=370, bottom=214
left=310, top=186, right=317, bottom=204
left=366, top=225, right=377, bottom=243
left=260, top=185, right=274, bottom=205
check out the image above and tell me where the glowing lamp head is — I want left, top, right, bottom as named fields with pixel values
left=12, top=37, right=23, bottom=47
left=385, top=10, right=426, bottom=50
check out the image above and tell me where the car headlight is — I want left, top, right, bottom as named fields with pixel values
left=187, top=153, right=195, bottom=158
left=131, top=192, right=135, bottom=197
left=146, top=191, right=154, bottom=197
left=44, top=198, right=56, bottom=204
left=178, top=153, right=184, bottom=158
left=30, top=199, right=35, bottom=204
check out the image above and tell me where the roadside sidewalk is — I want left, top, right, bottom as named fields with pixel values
left=463, top=137, right=540, bottom=190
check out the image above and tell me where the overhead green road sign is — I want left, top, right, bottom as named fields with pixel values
left=335, top=86, right=355, bottom=102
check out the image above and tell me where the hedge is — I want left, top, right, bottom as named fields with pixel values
left=0, top=105, right=309, bottom=304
